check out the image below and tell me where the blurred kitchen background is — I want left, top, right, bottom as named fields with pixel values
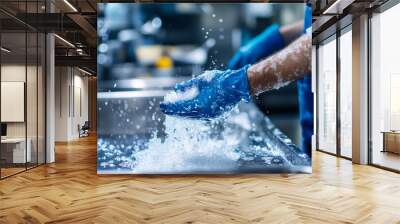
left=98, top=3, right=305, bottom=146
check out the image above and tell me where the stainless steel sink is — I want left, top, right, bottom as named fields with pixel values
left=97, top=77, right=311, bottom=174
left=98, top=90, right=167, bottom=137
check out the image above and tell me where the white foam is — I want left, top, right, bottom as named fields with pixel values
left=199, top=70, right=217, bottom=82
left=163, top=86, right=199, bottom=103
left=132, top=115, right=242, bottom=173
left=162, top=70, right=218, bottom=104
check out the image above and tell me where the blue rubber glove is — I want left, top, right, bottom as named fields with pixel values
left=228, top=24, right=285, bottom=70
left=160, top=65, right=251, bottom=119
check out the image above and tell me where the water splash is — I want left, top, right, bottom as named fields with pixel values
left=132, top=115, right=242, bottom=173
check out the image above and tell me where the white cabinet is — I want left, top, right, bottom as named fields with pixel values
left=1, top=138, right=31, bottom=163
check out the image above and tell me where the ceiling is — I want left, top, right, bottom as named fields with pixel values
left=0, top=0, right=99, bottom=74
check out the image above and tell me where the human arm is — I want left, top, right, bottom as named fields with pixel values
left=159, top=31, right=311, bottom=119
left=247, top=33, right=311, bottom=95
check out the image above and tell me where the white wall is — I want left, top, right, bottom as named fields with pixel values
left=1, top=65, right=26, bottom=136
left=71, top=73, right=89, bottom=138
left=55, top=66, right=69, bottom=141
left=1, top=65, right=35, bottom=138
left=55, top=67, right=89, bottom=141
left=1, top=64, right=46, bottom=164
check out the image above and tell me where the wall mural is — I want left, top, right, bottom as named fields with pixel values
left=97, top=3, right=312, bottom=174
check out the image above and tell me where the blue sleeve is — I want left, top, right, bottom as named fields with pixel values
left=228, top=24, right=286, bottom=69
left=304, top=4, right=312, bottom=32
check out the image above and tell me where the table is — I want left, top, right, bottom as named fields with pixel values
left=382, top=131, right=400, bottom=154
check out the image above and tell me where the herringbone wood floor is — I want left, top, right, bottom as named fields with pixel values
left=1, top=135, right=400, bottom=224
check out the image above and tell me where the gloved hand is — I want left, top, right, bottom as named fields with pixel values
left=160, top=65, right=251, bottom=119
left=228, top=24, right=285, bottom=70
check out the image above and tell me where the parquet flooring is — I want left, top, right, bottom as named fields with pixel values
left=1, top=167, right=26, bottom=178
left=1, top=135, right=400, bottom=223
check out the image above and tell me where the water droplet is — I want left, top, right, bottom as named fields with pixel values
left=201, top=27, right=205, bottom=31
left=206, top=31, right=209, bottom=35
left=204, top=36, right=208, bottom=39
left=219, top=18, right=223, bottom=23
left=212, top=14, right=216, bottom=18
left=113, top=83, right=117, bottom=88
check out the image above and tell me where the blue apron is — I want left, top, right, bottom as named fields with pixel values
left=297, top=4, right=313, bottom=156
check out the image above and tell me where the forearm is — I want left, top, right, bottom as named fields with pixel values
left=280, top=20, right=303, bottom=45
left=247, top=33, right=311, bottom=95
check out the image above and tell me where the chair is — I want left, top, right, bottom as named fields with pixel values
left=78, top=121, right=90, bottom=138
